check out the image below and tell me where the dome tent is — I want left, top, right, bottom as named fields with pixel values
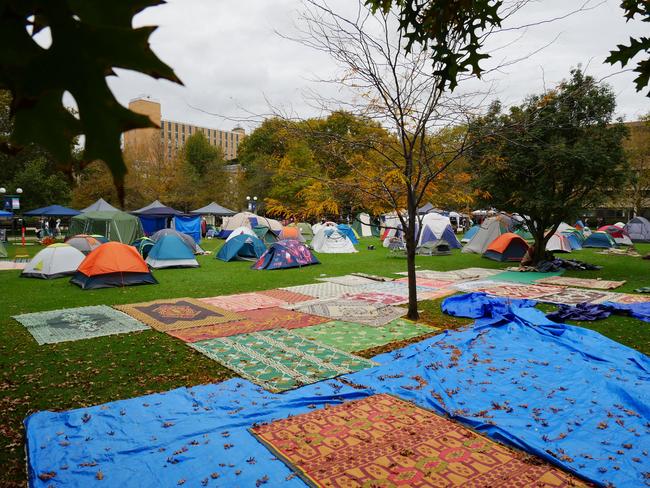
left=65, top=235, right=104, bottom=254
left=279, top=226, right=305, bottom=243
left=583, top=231, right=617, bottom=248
left=462, top=224, right=480, bottom=243
left=252, top=239, right=320, bottom=270
left=225, top=226, right=257, bottom=242
left=417, top=239, right=452, bottom=256
left=546, top=234, right=572, bottom=253
left=150, top=228, right=203, bottom=254
left=624, top=216, right=650, bottom=243
left=418, top=222, right=461, bottom=249
left=253, top=225, right=279, bottom=245
left=337, top=224, right=359, bottom=244
left=71, top=242, right=157, bottom=289
left=21, top=244, right=85, bottom=279
left=132, top=237, right=155, bottom=259
left=217, top=234, right=267, bottom=262
left=218, top=212, right=282, bottom=238
left=483, top=233, right=529, bottom=262
left=562, top=232, right=583, bottom=250
left=462, top=216, right=509, bottom=254
left=598, top=225, right=633, bottom=246
left=312, top=226, right=357, bottom=253
left=297, top=222, right=313, bottom=239
left=69, top=211, right=143, bottom=244
left=146, top=234, right=199, bottom=269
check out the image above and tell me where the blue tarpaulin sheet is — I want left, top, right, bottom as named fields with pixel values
left=26, top=295, right=650, bottom=487
left=173, top=215, right=201, bottom=244
left=139, top=216, right=167, bottom=236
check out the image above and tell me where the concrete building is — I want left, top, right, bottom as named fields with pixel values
left=123, top=97, right=245, bottom=162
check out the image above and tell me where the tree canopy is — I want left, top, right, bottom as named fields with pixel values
left=466, top=69, right=631, bottom=262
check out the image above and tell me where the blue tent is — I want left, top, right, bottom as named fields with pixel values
left=217, top=234, right=266, bottom=262
left=132, top=237, right=155, bottom=259
left=440, top=225, right=462, bottom=249
left=462, top=224, right=479, bottom=243
left=24, top=205, right=80, bottom=217
left=583, top=231, right=616, bottom=248
left=337, top=224, right=358, bottom=244
left=145, top=234, right=199, bottom=269
left=562, top=232, right=583, bottom=250
left=174, top=215, right=201, bottom=244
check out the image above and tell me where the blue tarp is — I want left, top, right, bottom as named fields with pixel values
left=173, top=215, right=201, bottom=244
left=604, top=301, right=650, bottom=323
left=26, top=295, right=650, bottom=487
left=139, top=216, right=167, bottom=236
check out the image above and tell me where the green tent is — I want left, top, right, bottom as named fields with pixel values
left=0, top=240, right=7, bottom=258
left=253, top=225, right=278, bottom=245
left=297, top=222, right=313, bottom=239
left=69, top=211, right=143, bottom=243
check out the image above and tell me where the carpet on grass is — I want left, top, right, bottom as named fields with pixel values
left=279, top=282, right=362, bottom=299
left=167, top=307, right=329, bottom=342
left=13, top=305, right=149, bottom=345
left=539, top=288, right=615, bottom=306
left=287, top=298, right=406, bottom=326
left=474, top=284, right=564, bottom=300
left=316, top=274, right=379, bottom=286
left=341, top=290, right=409, bottom=305
left=605, top=292, right=650, bottom=304
left=251, top=393, right=586, bottom=488
left=294, top=318, right=437, bottom=352
left=394, top=277, right=456, bottom=288
left=25, top=300, right=650, bottom=487
left=486, top=270, right=563, bottom=284
left=452, top=280, right=511, bottom=292
left=0, top=260, right=26, bottom=270
left=198, top=292, right=286, bottom=312
left=115, top=298, right=242, bottom=332
left=189, top=329, right=376, bottom=392
left=397, top=268, right=502, bottom=281
left=257, top=288, right=314, bottom=304
left=357, top=280, right=435, bottom=297
left=535, top=276, right=626, bottom=290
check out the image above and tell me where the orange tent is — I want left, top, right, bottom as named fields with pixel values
left=278, top=226, right=305, bottom=242
left=483, top=233, right=529, bottom=262
left=71, top=242, right=157, bottom=289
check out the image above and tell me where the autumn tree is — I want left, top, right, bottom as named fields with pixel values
left=621, top=113, right=650, bottom=216
left=466, top=69, right=631, bottom=263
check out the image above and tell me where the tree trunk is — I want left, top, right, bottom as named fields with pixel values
left=405, top=199, right=418, bottom=320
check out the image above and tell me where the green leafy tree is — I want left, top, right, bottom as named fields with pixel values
left=467, top=69, right=631, bottom=263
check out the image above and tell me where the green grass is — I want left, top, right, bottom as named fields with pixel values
left=0, top=237, right=648, bottom=485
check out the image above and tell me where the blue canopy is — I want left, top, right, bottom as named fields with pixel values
left=0, top=210, right=12, bottom=218
left=23, top=205, right=80, bottom=217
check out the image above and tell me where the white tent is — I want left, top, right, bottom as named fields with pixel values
left=420, top=212, right=451, bottom=230
left=462, top=217, right=506, bottom=254
left=546, top=234, right=572, bottom=253
left=221, top=212, right=282, bottom=233
left=22, top=244, right=85, bottom=279
left=225, top=226, right=257, bottom=242
left=358, top=213, right=373, bottom=237
left=312, top=227, right=357, bottom=253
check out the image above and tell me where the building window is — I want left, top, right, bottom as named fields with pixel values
left=188, top=126, right=192, bottom=134
left=167, top=121, right=171, bottom=130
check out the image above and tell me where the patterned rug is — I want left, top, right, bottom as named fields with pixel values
left=287, top=298, right=406, bottom=326
left=115, top=298, right=242, bottom=332
left=280, top=282, right=363, bottom=299
left=13, top=306, right=149, bottom=345
left=0, top=260, right=26, bottom=270
left=451, top=280, right=510, bottom=292
left=539, top=288, right=615, bottom=306
left=396, top=268, right=502, bottom=281
left=606, top=293, right=650, bottom=304
left=257, top=288, right=314, bottom=304
left=358, top=281, right=435, bottom=297
left=535, top=276, right=626, bottom=290
left=487, top=270, right=564, bottom=285
left=167, top=307, right=329, bottom=342
left=198, top=292, right=286, bottom=312
left=251, top=394, right=584, bottom=488
left=394, top=277, right=456, bottom=289
left=342, top=291, right=409, bottom=305
left=475, top=284, right=564, bottom=300
left=189, top=329, right=376, bottom=392
left=317, top=275, right=379, bottom=286
left=294, top=319, right=437, bottom=352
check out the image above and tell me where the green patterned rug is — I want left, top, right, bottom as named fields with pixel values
left=189, top=329, right=376, bottom=392
left=295, top=319, right=438, bottom=352
left=13, top=306, right=149, bottom=345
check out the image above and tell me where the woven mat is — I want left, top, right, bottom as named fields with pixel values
left=452, top=280, right=511, bottom=292
left=475, top=284, right=564, bottom=300
left=316, top=275, right=379, bottom=286
left=257, top=289, right=314, bottom=304
left=13, top=306, right=148, bottom=345
left=198, top=292, right=286, bottom=312
left=189, top=329, right=376, bottom=392
left=342, top=291, right=409, bottom=305
left=0, top=261, right=26, bottom=270
left=295, top=319, right=437, bottom=352
left=280, top=282, right=362, bottom=299
left=287, top=298, right=406, bottom=326
left=539, top=288, right=615, bottom=306
left=394, top=277, right=456, bottom=289
left=487, top=270, right=563, bottom=284
left=358, top=281, right=435, bottom=297
left=535, top=276, right=626, bottom=290
left=251, top=394, right=585, bottom=487
left=396, top=268, right=501, bottom=281
left=606, top=293, right=650, bottom=304
left=167, top=307, right=329, bottom=342
left=115, top=298, right=242, bottom=332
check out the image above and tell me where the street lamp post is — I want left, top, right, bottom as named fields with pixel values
left=0, top=187, right=24, bottom=245
left=246, top=195, right=258, bottom=213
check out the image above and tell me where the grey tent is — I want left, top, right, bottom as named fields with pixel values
left=133, top=200, right=167, bottom=214
left=624, top=216, right=650, bottom=243
left=190, top=202, right=236, bottom=216
left=81, top=198, right=119, bottom=213
left=417, top=239, right=452, bottom=256
left=151, top=228, right=204, bottom=254
left=462, top=216, right=509, bottom=254
left=417, top=203, right=435, bottom=214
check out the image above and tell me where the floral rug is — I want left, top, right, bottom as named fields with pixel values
left=257, top=288, right=315, bottom=304
left=474, top=284, right=564, bottom=300
left=394, top=277, right=455, bottom=289
left=251, top=393, right=585, bottom=487
left=13, top=305, right=149, bottom=345
left=167, top=307, right=329, bottom=342
left=539, top=288, right=615, bottom=306
left=316, top=275, right=379, bottom=286
left=189, top=329, right=376, bottom=392
left=279, top=282, right=364, bottom=299
left=606, top=293, right=650, bottom=304
left=295, top=319, right=437, bottom=352
left=535, top=276, right=626, bottom=290
left=115, top=298, right=242, bottom=332
left=198, top=292, right=286, bottom=312
left=342, top=291, right=409, bottom=305
left=287, top=298, right=406, bottom=327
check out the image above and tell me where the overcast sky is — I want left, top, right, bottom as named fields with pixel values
left=106, top=0, right=650, bottom=132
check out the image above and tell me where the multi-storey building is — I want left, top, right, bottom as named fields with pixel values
left=123, top=97, right=245, bottom=162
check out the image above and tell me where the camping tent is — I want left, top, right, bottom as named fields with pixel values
left=69, top=211, right=143, bottom=243
left=21, top=243, right=85, bottom=279
left=71, top=242, right=157, bottom=289
left=132, top=200, right=167, bottom=214
left=337, top=224, right=359, bottom=244
left=311, top=226, right=357, bottom=253
left=417, top=202, right=435, bottom=214
left=132, top=237, right=155, bottom=259
left=226, top=226, right=257, bottom=242
left=190, top=202, right=236, bottom=216
left=146, top=234, right=199, bottom=269
left=598, top=225, right=633, bottom=246
left=418, top=220, right=461, bottom=249
left=461, top=225, right=480, bottom=243
left=0, top=240, right=6, bottom=258
left=81, top=198, right=119, bottom=213
left=279, top=226, right=305, bottom=243
left=173, top=215, right=202, bottom=245
left=546, top=233, right=572, bottom=253
left=583, top=231, right=617, bottom=248
left=251, top=239, right=320, bottom=270
left=297, top=222, right=313, bottom=239
left=562, top=232, right=583, bottom=250
left=24, top=205, right=80, bottom=217
left=253, top=225, right=278, bottom=245
left=353, top=213, right=373, bottom=237
left=133, top=203, right=183, bottom=236
left=218, top=212, right=282, bottom=238
left=417, top=240, right=451, bottom=256
left=150, top=229, right=203, bottom=254
left=65, top=235, right=104, bottom=254
left=217, top=234, right=266, bottom=262
left=483, top=233, right=529, bottom=262
left=462, top=216, right=509, bottom=254
left=624, top=216, right=650, bottom=243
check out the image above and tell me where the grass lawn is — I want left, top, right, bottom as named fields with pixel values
left=0, top=237, right=648, bottom=485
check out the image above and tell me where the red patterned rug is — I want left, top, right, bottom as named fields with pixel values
left=167, top=307, right=329, bottom=342
left=251, top=394, right=585, bottom=487
left=257, top=288, right=315, bottom=304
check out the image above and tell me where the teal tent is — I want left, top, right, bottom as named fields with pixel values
left=583, top=231, right=616, bottom=248
left=253, top=226, right=278, bottom=245
left=145, top=234, right=199, bottom=269
left=217, top=234, right=266, bottom=262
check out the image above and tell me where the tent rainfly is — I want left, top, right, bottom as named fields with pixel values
left=81, top=198, right=119, bottom=213
left=190, top=202, right=236, bottom=216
